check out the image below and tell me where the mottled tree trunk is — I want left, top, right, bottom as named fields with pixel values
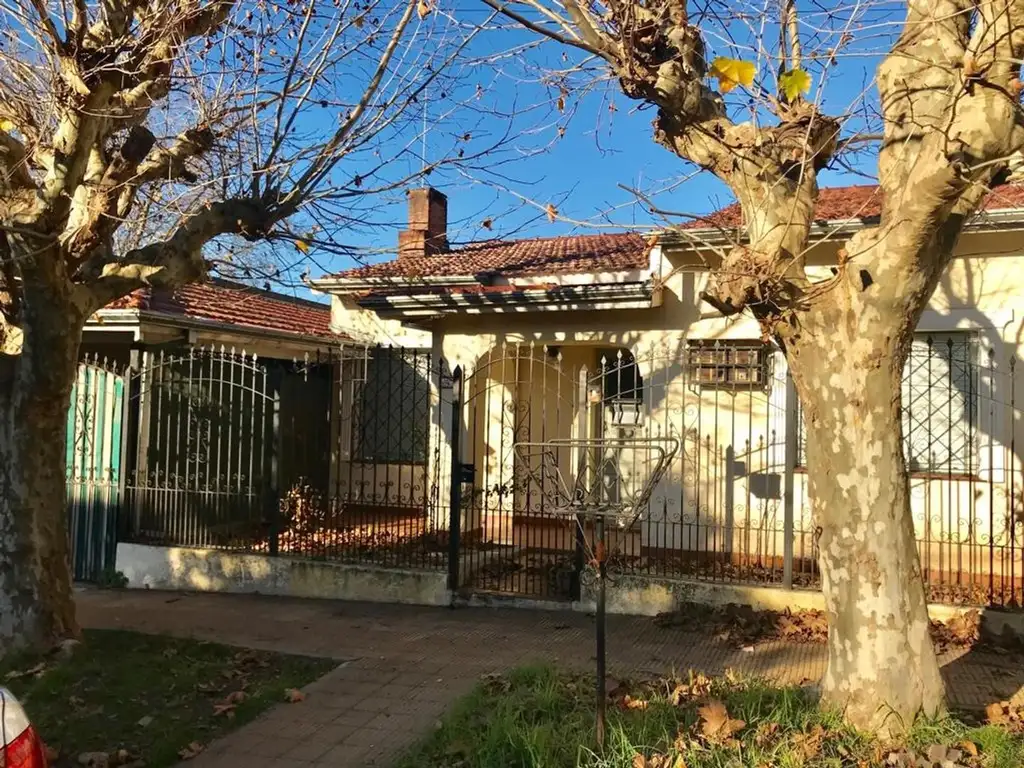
left=791, top=326, right=943, bottom=734
left=0, top=304, right=82, bottom=653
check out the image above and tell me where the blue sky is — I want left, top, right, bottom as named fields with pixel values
left=246, top=1, right=896, bottom=287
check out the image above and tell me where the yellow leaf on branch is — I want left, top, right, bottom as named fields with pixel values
left=294, top=239, right=310, bottom=254
left=779, top=68, right=812, bottom=102
left=710, top=57, right=756, bottom=94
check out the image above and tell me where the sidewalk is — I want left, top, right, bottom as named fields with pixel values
left=76, top=588, right=1024, bottom=767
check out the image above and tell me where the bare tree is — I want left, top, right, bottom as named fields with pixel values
left=0, top=0, right=497, bottom=652
left=484, top=0, right=1024, bottom=734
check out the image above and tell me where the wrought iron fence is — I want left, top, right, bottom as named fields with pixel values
left=113, top=344, right=449, bottom=572
left=446, top=338, right=1023, bottom=607
left=67, top=333, right=1023, bottom=602
left=66, top=354, right=125, bottom=581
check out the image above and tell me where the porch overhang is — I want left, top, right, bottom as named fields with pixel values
left=349, top=280, right=660, bottom=318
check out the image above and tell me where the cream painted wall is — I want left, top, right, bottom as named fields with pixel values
left=327, top=233, right=1024, bottom=579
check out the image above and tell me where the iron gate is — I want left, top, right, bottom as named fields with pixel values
left=446, top=341, right=813, bottom=600
left=450, top=343, right=584, bottom=600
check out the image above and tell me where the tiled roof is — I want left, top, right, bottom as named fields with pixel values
left=682, top=183, right=1024, bottom=230
left=333, top=232, right=651, bottom=279
left=100, top=279, right=342, bottom=340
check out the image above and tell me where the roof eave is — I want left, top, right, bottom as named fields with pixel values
left=310, top=273, right=492, bottom=293
left=657, top=207, right=1024, bottom=251
left=357, top=282, right=657, bottom=318
left=89, top=309, right=344, bottom=348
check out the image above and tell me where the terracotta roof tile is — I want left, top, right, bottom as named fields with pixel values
left=334, top=232, right=650, bottom=279
left=682, top=183, right=1024, bottom=230
left=99, top=280, right=342, bottom=341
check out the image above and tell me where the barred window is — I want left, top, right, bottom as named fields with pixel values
left=902, top=333, right=979, bottom=474
left=796, top=332, right=979, bottom=474
left=355, top=349, right=431, bottom=464
left=687, top=340, right=771, bottom=390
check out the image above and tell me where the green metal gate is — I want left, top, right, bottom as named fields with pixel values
left=66, top=356, right=125, bottom=581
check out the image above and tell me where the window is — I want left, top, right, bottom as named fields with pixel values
left=354, top=348, right=431, bottom=464
left=796, top=332, right=979, bottom=474
left=599, top=350, right=643, bottom=402
left=902, top=333, right=979, bottom=474
left=687, top=340, right=771, bottom=389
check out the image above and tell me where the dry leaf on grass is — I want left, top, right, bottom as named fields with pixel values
left=622, top=694, right=649, bottom=710
left=44, top=744, right=60, bottom=763
left=984, top=700, right=1024, bottom=731
left=958, top=740, right=979, bottom=757
left=6, top=662, right=46, bottom=680
left=697, top=700, right=745, bottom=744
left=178, top=742, right=204, bottom=761
left=285, top=688, right=306, bottom=703
left=633, top=753, right=687, bottom=768
left=792, top=724, right=825, bottom=760
left=753, top=721, right=779, bottom=746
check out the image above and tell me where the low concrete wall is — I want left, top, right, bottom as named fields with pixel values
left=115, top=543, right=450, bottom=607
left=577, top=574, right=994, bottom=624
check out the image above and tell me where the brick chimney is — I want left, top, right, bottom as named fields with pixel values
left=398, top=188, right=448, bottom=257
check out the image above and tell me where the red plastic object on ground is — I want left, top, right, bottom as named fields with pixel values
left=0, top=687, right=47, bottom=768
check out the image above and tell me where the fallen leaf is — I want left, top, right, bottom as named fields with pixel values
left=698, top=699, right=745, bottom=743
left=44, top=744, right=60, bottom=762
left=212, top=702, right=236, bottom=718
left=959, top=740, right=979, bottom=757
left=754, top=721, right=779, bottom=746
left=6, top=662, right=46, bottom=680
left=622, top=694, right=649, bottom=710
left=136, top=715, right=153, bottom=728
left=986, top=701, right=1010, bottom=724
left=224, top=690, right=247, bottom=704
left=632, top=754, right=647, bottom=768
left=111, top=748, right=137, bottom=766
left=792, top=724, right=825, bottom=759
left=178, top=742, right=204, bottom=761
left=285, top=688, right=306, bottom=703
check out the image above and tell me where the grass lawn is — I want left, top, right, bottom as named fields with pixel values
left=0, top=629, right=335, bottom=768
left=400, top=666, right=1024, bottom=768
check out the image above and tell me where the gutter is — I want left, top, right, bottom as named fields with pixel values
left=310, top=273, right=490, bottom=292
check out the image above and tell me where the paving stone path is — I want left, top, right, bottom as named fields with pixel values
left=76, top=588, right=1024, bottom=767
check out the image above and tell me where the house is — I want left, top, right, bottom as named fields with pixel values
left=68, top=280, right=350, bottom=581
left=310, top=186, right=1024, bottom=606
